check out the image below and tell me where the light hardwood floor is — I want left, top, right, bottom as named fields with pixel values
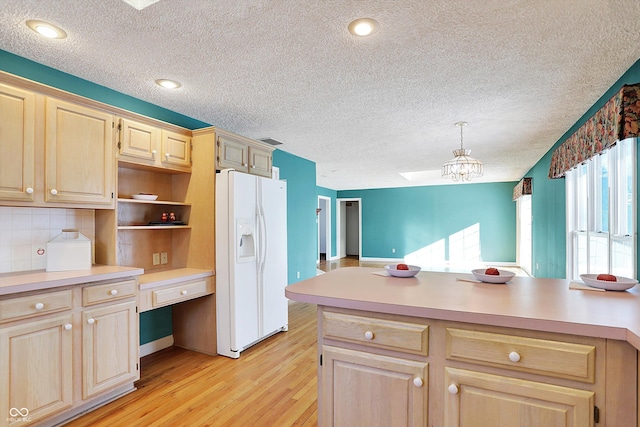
left=66, top=257, right=381, bottom=427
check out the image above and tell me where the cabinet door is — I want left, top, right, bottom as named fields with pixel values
left=161, top=130, right=191, bottom=170
left=248, top=146, right=272, bottom=177
left=118, top=118, right=160, bottom=165
left=217, top=135, right=248, bottom=172
left=45, top=97, right=114, bottom=206
left=0, top=83, right=35, bottom=202
left=0, top=314, right=73, bottom=425
left=444, top=367, right=594, bottom=427
left=82, top=300, right=138, bottom=399
left=322, top=345, right=427, bottom=427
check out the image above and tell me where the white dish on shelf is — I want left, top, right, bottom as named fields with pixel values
left=131, top=194, right=158, bottom=201
left=384, top=264, right=421, bottom=278
left=471, top=268, right=516, bottom=284
left=580, top=274, right=638, bottom=291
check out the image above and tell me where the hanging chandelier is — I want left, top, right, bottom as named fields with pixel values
left=441, top=121, right=484, bottom=181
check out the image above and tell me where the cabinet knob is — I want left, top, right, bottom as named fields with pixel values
left=243, top=163, right=248, bottom=167
left=109, top=289, right=118, bottom=296
left=50, top=188, right=58, bottom=195
left=448, top=384, right=459, bottom=395
left=251, top=164, right=256, bottom=169
left=181, top=290, right=188, bottom=295
left=413, top=377, right=423, bottom=387
left=165, top=153, right=170, bottom=160
left=363, top=330, right=374, bottom=340
left=34, top=302, right=44, bottom=310
left=508, top=351, right=521, bottom=362
left=26, top=187, right=34, bottom=194
left=64, top=323, right=73, bottom=331
left=152, top=149, right=157, bottom=156
left=87, top=318, right=95, bottom=325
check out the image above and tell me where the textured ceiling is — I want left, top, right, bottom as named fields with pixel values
left=1, top=0, right=640, bottom=190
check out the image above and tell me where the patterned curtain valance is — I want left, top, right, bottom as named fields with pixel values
left=513, top=177, right=532, bottom=201
left=548, top=84, right=640, bottom=179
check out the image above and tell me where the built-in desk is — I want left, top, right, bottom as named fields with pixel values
left=139, top=268, right=216, bottom=355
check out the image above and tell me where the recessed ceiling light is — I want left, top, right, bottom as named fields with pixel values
left=348, top=18, right=379, bottom=37
left=155, top=79, right=182, bottom=89
left=26, top=20, right=67, bottom=39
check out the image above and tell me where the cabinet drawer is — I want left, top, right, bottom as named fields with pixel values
left=0, top=289, right=72, bottom=323
left=152, top=279, right=209, bottom=308
left=83, top=279, right=137, bottom=306
left=322, top=311, right=429, bottom=355
left=445, top=328, right=596, bottom=383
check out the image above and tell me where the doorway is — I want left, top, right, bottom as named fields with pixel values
left=336, top=198, right=362, bottom=259
left=317, top=196, right=331, bottom=263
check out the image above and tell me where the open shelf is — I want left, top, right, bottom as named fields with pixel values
left=118, top=198, right=190, bottom=206
left=118, top=225, right=191, bottom=230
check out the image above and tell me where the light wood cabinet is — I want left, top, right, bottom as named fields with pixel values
left=320, top=308, right=429, bottom=426
left=322, top=345, right=428, bottom=426
left=0, top=314, right=74, bottom=426
left=45, top=97, right=114, bottom=206
left=117, top=117, right=191, bottom=172
left=0, top=82, right=36, bottom=202
left=317, top=307, right=634, bottom=427
left=444, top=367, right=593, bottom=427
left=214, top=127, right=274, bottom=177
left=0, top=276, right=139, bottom=427
left=82, top=300, right=138, bottom=399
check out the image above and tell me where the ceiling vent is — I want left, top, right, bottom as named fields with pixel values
left=259, top=138, right=283, bottom=146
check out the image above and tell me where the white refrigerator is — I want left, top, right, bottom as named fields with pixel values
left=215, top=169, right=288, bottom=358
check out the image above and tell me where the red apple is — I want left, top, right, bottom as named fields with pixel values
left=485, top=267, right=500, bottom=276
left=397, top=263, right=409, bottom=270
left=596, top=273, right=617, bottom=282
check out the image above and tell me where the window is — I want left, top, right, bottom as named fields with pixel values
left=565, top=138, right=636, bottom=280
left=517, top=195, right=532, bottom=275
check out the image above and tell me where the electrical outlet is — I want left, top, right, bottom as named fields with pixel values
left=392, top=248, right=396, bottom=253
left=152, top=253, right=160, bottom=266
left=161, top=252, right=168, bottom=265
left=297, top=271, right=300, bottom=279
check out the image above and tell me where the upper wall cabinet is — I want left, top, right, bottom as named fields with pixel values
left=0, top=82, right=35, bottom=202
left=45, top=97, right=114, bottom=206
left=214, top=127, right=273, bottom=177
left=117, top=117, right=192, bottom=173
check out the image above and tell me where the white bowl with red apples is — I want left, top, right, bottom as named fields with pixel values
left=385, top=263, right=421, bottom=278
left=580, top=273, right=638, bottom=291
left=472, top=267, right=516, bottom=284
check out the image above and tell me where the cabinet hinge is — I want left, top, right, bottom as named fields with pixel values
left=136, top=363, right=139, bottom=371
left=319, top=354, right=323, bottom=366
left=594, top=406, right=599, bottom=423
left=111, top=192, right=114, bottom=199
left=117, top=141, right=121, bottom=149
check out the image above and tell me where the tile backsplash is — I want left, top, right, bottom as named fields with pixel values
left=0, top=207, right=95, bottom=273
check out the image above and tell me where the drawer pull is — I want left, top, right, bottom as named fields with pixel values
left=364, top=330, right=374, bottom=340
left=509, top=351, right=521, bottom=362
left=181, top=290, right=188, bottom=295
left=34, top=302, right=44, bottom=310
left=413, top=377, right=423, bottom=387
left=448, top=384, right=459, bottom=395
left=64, top=323, right=72, bottom=331
left=109, top=289, right=118, bottom=296
left=87, top=318, right=95, bottom=325
left=26, top=187, right=34, bottom=194
left=50, top=188, right=58, bottom=195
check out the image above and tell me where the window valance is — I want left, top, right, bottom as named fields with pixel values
left=512, top=177, right=532, bottom=201
left=548, top=84, right=640, bottom=179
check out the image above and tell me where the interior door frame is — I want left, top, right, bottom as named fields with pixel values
left=317, top=196, right=332, bottom=263
left=336, top=198, right=362, bottom=259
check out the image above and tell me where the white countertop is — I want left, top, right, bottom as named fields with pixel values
left=285, top=267, right=640, bottom=351
left=0, top=265, right=144, bottom=295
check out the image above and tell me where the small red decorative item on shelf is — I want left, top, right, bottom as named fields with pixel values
left=161, top=212, right=168, bottom=222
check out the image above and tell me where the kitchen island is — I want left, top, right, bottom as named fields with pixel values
left=285, top=267, right=640, bottom=427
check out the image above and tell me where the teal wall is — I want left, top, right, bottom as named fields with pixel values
left=339, top=182, right=517, bottom=262
left=273, top=150, right=319, bottom=282
left=317, top=186, right=338, bottom=259
left=527, top=58, right=640, bottom=279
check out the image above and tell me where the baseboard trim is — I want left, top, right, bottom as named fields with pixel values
left=140, top=335, right=174, bottom=357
